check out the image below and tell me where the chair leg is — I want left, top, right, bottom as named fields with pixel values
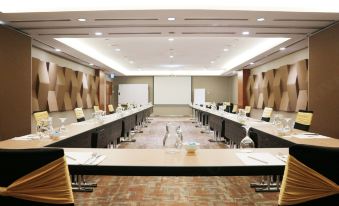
left=255, top=175, right=280, bottom=192
left=71, top=175, right=93, bottom=192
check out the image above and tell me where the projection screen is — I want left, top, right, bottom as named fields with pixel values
left=154, top=76, right=191, bottom=105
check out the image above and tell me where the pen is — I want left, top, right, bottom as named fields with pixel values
left=247, top=156, right=268, bottom=164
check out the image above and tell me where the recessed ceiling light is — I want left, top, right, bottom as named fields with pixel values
left=89, top=63, right=94, bottom=66
left=129, top=61, right=134, bottom=64
left=167, top=17, right=176, bottom=21
left=279, top=47, right=286, bottom=51
left=257, top=17, right=265, bottom=22
left=55, top=48, right=61, bottom=52
left=168, top=38, right=174, bottom=41
left=242, top=31, right=250, bottom=35
left=210, top=61, right=215, bottom=64
left=95, top=32, right=103, bottom=36
left=115, top=48, right=121, bottom=52
left=77, top=18, right=87, bottom=22
left=250, top=62, right=255, bottom=65
left=223, top=48, right=229, bottom=52
left=0, top=20, right=5, bottom=24
left=169, top=55, right=174, bottom=58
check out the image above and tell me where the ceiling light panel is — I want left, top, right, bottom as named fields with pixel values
left=2, top=0, right=338, bottom=13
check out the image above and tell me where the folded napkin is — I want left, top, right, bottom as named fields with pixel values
left=12, top=134, right=40, bottom=140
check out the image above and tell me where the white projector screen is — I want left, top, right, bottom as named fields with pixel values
left=154, top=76, right=191, bottom=104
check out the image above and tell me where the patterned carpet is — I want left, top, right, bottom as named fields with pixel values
left=73, top=117, right=279, bottom=205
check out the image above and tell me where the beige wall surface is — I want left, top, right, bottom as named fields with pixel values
left=112, top=76, right=154, bottom=107
left=112, top=76, right=234, bottom=116
left=0, top=27, right=32, bottom=139
left=309, top=23, right=339, bottom=138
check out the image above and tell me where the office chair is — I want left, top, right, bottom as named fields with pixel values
left=93, top=105, right=100, bottom=112
left=224, top=102, right=233, bottom=113
left=278, top=144, right=339, bottom=205
left=74, top=108, right=86, bottom=122
left=294, top=110, right=313, bottom=131
left=245, top=106, right=251, bottom=117
left=107, top=104, right=114, bottom=114
left=33, top=111, right=49, bottom=127
left=231, top=104, right=238, bottom=114
left=261, top=107, right=273, bottom=122
left=0, top=148, right=74, bottom=206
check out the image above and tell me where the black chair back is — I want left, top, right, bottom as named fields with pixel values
left=0, top=148, right=74, bottom=206
left=294, top=110, right=313, bottom=131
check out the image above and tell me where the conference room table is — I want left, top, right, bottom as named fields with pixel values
left=0, top=103, right=290, bottom=177
left=0, top=104, right=153, bottom=149
left=190, top=104, right=339, bottom=148
left=64, top=148, right=288, bottom=176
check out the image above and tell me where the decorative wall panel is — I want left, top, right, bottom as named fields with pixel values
left=31, top=57, right=99, bottom=112
left=246, top=59, right=308, bottom=112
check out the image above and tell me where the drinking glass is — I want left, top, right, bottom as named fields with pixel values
left=240, top=125, right=255, bottom=152
left=163, top=122, right=182, bottom=153
left=59, top=118, right=67, bottom=132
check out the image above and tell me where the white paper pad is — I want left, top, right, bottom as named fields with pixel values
left=65, top=152, right=106, bottom=165
left=236, top=152, right=285, bottom=165
left=292, top=133, right=329, bottom=139
left=12, top=134, right=40, bottom=140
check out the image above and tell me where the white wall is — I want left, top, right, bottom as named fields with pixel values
left=251, top=48, right=309, bottom=75
left=32, top=47, right=94, bottom=75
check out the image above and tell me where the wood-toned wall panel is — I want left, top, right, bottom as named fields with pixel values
left=47, top=91, right=58, bottom=112
left=246, top=59, right=308, bottom=112
left=37, top=60, right=49, bottom=111
left=287, top=64, right=298, bottom=111
left=296, top=90, right=308, bottom=111
left=31, top=57, right=100, bottom=113
left=0, top=27, right=31, bottom=139
left=55, top=69, right=66, bottom=110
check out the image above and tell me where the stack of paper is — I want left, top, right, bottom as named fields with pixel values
left=236, top=152, right=285, bottom=165
left=65, top=152, right=106, bottom=165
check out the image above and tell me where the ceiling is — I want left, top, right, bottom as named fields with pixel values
left=1, top=6, right=339, bottom=76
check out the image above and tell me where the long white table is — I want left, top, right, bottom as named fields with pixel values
left=64, top=148, right=288, bottom=176
left=190, top=104, right=339, bottom=148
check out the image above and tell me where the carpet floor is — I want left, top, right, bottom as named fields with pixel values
left=73, top=117, right=279, bottom=205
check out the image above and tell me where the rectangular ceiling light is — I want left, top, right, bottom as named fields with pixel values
left=1, top=0, right=339, bottom=13
left=56, top=38, right=129, bottom=75
left=222, top=37, right=289, bottom=72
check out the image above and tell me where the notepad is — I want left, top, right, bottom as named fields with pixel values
left=236, top=152, right=285, bottom=165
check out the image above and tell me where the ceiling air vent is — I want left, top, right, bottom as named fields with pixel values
left=10, top=19, right=71, bottom=23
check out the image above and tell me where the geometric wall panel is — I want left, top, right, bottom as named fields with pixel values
left=246, top=75, right=255, bottom=107
left=55, top=68, right=66, bottom=110
left=47, top=91, right=58, bottom=112
left=31, top=57, right=100, bottom=113
left=76, top=72, right=83, bottom=108
left=296, top=90, right=308, bottom=111
left=273, top=68, right=282, bottom=110
left=278, top=65, right=290, bottom=111
left=32, top=58, right=40, bottom=112
left=253, top=73, right=262, bottom=108
left=287, top=63, right=298, bottom=111
left=246, top=59, right=308, bottom=112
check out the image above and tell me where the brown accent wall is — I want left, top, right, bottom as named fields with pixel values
left=237, top=69, right=250, bottom=108
left=0, top=27, right=31, bottom=139
left=309, top=23, right=339, bottom=138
